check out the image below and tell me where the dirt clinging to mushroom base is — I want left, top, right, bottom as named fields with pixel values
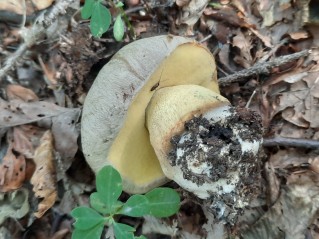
left=168, top=107, right=263, bottom=223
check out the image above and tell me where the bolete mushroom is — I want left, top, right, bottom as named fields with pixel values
left=81, top=35, right=263, bottom=222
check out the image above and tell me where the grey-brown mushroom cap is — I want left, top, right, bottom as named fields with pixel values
left=81, top=35, right=191, bottom=174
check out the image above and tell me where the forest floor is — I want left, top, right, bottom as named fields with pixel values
left=0, top=0, right=319, bottom=238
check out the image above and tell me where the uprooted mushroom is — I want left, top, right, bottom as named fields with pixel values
left=81, top=35, right=263, bottom=223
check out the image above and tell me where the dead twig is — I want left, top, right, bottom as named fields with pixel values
left=263, top=136, right=319, bottom=149
left=0, top=0, right=75, bottom=80
left=218, top=49, right=311, bottom=86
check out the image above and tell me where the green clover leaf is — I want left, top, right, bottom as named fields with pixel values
left=96, top=165, right=122, bottom=207
left=90, top=192, right=124, bottom=215
left=90, top=3, right=111, bottom=37
left=113, top=14, right=125, bottom=41
left=81, top=0, right=95, bottom=19
left=145, top=188, right=180, bottom=217
left=71, top=206, right=107, bottom=230
left=113, top=222, right=135, bottom=239
left=119, top=194, right=150, bottom=217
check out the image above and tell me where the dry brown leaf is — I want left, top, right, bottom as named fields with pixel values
left=6, top=85, right=39, bottom=102
left=0, top=143, right=26, bottom=192
left=0, top=0, right=54, bottom=15
left=0, top=98, right=81, bottom=128
left=133, top=21, right=151, bottom=37
left=269, top=149, right=309, bottom=169
left=177, top=0, right=209, bottom=28
left=50, top=228, right=70, bottom=239
left=204, top=6, right=252, bottom=28
left=218, top=44, right=231, bottom=68
left=13, top=125, right=44, bottom=158
left=232, top=30, right=253, bottom=68
left=288, top=31, right=310, bottom=40
left=0, top=98, right=80, bottom=163
left=51, top=110, right=80, bottom=161
left=30, top=130, right=57, bottom=218
left=31, top=0, right=54, bottom=10
left=257, top=0, right=294, bottom=27
left=176, top=0, right=191, bottom=7
left=271, top=70, right=319, bottom=128
left=242, top=171, right=319, bottom=239
left=308, top=25, right=319, bottom=47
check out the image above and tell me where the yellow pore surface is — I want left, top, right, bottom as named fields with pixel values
left=108, top=42, right=219, bottom=193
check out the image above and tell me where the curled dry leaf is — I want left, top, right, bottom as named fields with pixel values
left=176, top=0, right=209, bottom=30
left=30, top=130, right=57, bottom=218
left=0, top=188, right=30, bottom=224
left=0, top=98, right=81, bottom=128
left=0, top=0, right=54, bottom=15
left=204, top=6, right=251, bottom=28
left=242, top=171, right=319, bottom=239
left=0, top=98, right=80, bottom=163
left=51, top=105, right=81, bottom=160
left=6, top=85, right=38, bottom=102
left=276, top=70, right=319, bottom=128
left=232, top=30, right=254, bottom=68
left=0, top=143, right=26, bottom=192
left=13, top=125, right=44, bottom=158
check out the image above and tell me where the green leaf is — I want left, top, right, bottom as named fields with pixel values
left=113, top=222, right=135, bottom=239
left=145, top=188, right=180, bottom=217
left=113, top=15, right=125, bottom=41
left=81, top=0, right=95, bottom=19
left=71, top=207, right=106, bottom=230
left=91, top=192, right=124, bottom=215
left=96, top=166, right=122, bottom=207
left=90, top=3, right=111, bottom=37
left=115, top=2, right=124, bottom=8
left=119, top=195, right=150, bottom=217
left=72, top=223, right=104, bottom=239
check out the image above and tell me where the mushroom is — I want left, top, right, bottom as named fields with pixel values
left=81, top=35, right=263, bottom=222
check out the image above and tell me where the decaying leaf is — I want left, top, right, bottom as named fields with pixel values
left=273, top=70, right=319, bottom=128
left=51, top=109, right=80, bottom=160
left=242, top=171, right=319, bottom=239
left=0, top=143, right=26, bottom=192
left=30, top=130, right=57, bottom=218
left=176, top=0, right=209, bottom=33
left=0, top=98, right=80, bottom=162
left=0, top=188, right=30, bottom=224
left=0, top=98, right=81, bottom=128
left=0, top=0, right=54, bottom=15
left=6, top=85, right=39, bottom=102
left=12, top=125, right=45, bottom=158
left=232, top=30, right=254, bottom=68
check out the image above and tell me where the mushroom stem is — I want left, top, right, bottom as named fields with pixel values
left=146, top=84, right=263, bottom=222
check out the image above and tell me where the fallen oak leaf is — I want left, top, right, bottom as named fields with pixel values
left=13, top=125, right=45, bottom=158
left=0, top=188, right=30, bottom=224
left=0, top=98, right=80, bottom=163
left=6, top=84, right=38, bottom=102
left=0, top=143, right=26, bottom=192
left=0, top=98, right=81, bottom=128
left=30, top=130, right=57, bottom=218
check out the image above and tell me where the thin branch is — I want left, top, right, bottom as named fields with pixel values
left=0, top=0, right=75, bottom=80
left=263, top=136, right=319, bottom=149
left=218, top=49, right=311, bottom=86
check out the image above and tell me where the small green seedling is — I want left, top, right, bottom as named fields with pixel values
left=71, top=166, right=180, bottom=239
left=81, top=0, right=126, bottom=40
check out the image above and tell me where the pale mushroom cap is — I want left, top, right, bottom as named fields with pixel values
left=81, top=35, right=219, bottom=193
left=146, top=85, right=262, bottom=202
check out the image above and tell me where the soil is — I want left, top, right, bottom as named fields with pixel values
left=168, top=107, right=263, bottom=223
